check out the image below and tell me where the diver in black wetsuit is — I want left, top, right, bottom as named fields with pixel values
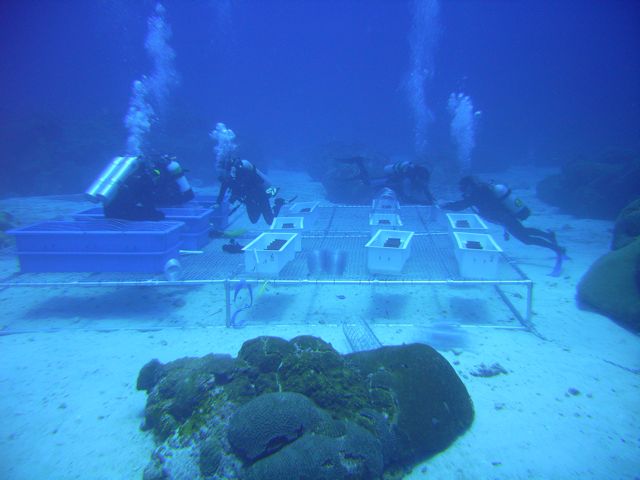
left=96, top=155, right=194, bottom=221
left=377, top=160, right=435, bottom=205
left=334, top=157, right=435, bottom=205
left=215, top=158, right=284, bottom=225
left=441, top=176, right=566, bottom=274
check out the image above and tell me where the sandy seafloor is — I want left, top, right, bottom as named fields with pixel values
left=0, top=166, right=638, bottom=480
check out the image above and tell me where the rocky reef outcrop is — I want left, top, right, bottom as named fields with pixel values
left=137, top=336, right=474, bottom=480
left=577, top=198, right=640, bottom=331
left=537, top=152, right=640, bottom=219
left=0, top=211, right=19, bottom=248
left=611, top=198, right=640, bottom=251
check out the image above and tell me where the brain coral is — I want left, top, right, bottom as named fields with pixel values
left=227, top=391, right=327, bottom=462
left=244, top=421, right=383, bottom=480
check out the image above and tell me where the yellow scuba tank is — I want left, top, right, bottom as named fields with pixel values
left=490, top=183, right=530, bottom=220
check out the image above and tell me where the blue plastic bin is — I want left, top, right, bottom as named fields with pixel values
left=8, top=220, right=184, bottom=273
left=10, top=220, right=183, bottom=253
left=14, top=249, right=180, bottom=273
left=186, top=196, right=229, bottom=231
left=73, top=207, right=212, bottom=234
left=188, top=194, right=218, bottom=208
left=210, top=202, right=229, bottom=231
left=73, top=207, right=213, bottom=249
left=179, top=231, right=210, bottom=250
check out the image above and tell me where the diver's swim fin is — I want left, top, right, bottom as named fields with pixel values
left=549, top=247, right=568, bottom=277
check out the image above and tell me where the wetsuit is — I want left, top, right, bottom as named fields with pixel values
left=379, top=162, right=435, bottom=205
left=336, top=158, right=435, bottom=205
left=216, top=160, right=281, bottom=225
left=442, top=182, right=562, bottom=254
left=104, top=159, right=194, bottom=221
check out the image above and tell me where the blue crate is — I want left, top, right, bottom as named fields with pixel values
left=9, top=220, right=184, bottom=254
left=161, top=207, right=212, bottom=234
left=71, top=207, right=104, bottom=220
left=15, top=248, right=179, bottom=273
left=73, top=207, right=213, bottom=235
left=180, top=230, right=210, bottom=250
left=210, top=203, right=229, bottom=231
left=189, top=194, right=218, bottom=206
left=183, top=197, right=229, bottom=230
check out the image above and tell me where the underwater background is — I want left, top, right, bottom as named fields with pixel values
left=1, top=2, right=640, bottom=479
left=0, top=0, right=638, bottom=197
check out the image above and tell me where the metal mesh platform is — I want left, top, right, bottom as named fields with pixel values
left=0, top=206, right=515, bottom=279
left=0, top=206, right=534, bottom=333
left=0, top=206, right=528, bottom=283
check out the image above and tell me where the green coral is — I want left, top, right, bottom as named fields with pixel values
left=277, top=338, right=369, bottom=418
left=612, top=198, right=640, bottom=250
left=227, top=335, right=371, bottom=418
left=199, top=435, right=223, bottom=476
left=578, top=237, right=640, bottom=331
left=0, top=211, right=18, bottom=231
left=347, top=344, right=475, bottom=465
left=137, top=354, right=237, bottom=440
left=138, top=337, right=474, bottom=479
left=237, top=335, right=294, bottom=373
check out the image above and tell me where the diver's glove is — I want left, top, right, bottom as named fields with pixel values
left=265, top=186, right=279, bottom=197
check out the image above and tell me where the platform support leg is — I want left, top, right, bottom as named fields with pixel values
left=224, top=280, right=231, bottom=328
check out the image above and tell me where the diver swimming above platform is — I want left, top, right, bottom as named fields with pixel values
left=214, top=157, right=285, bottom=225
left=441, top=175, right=567, bottom=276
left=327, top=157, right=435, bottom=205
left=85, top=154, right=195, bottom=221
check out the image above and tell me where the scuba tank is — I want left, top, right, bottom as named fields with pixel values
left=85, top=156, right=141, bottom=204
left=383, top=161, right=412, bottom=176
left=490, top=183, right=530, bottom=220
left=373, top=187, right=400, bottom=212
left=166, top=159, right=193, bottom=196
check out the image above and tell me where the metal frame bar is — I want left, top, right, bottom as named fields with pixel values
left=0, top=276, right=533, bottom=332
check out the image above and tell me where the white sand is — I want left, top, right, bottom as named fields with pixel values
left=0, top=168, right=638, bottom=480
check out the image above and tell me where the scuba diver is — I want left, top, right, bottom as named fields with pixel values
left=441, top=175, right=566, bottom=275
left=332, top=157, right=435, bottom=205
left=214, top=157, right=285, bottom=225
left=85, top=154, right=194, bottom=221
left=378, top=160, right=435, bottom=205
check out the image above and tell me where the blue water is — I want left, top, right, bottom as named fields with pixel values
left=0, top=0, right=638, bottom=196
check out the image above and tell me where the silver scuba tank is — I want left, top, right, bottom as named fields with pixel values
left=383, top=161, right=411, bottom=176
left=85, top=156, right=140, bottom=204
left=166, top=160, right=192, bottom=194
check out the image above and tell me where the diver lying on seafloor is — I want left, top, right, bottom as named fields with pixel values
left=441, top=175, right=567, bottom=276
left=214, top=157, right=285, bottom=225
left=335, top=157, right=435, bottom=205
left=85, top=154, right=195, bottom=221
